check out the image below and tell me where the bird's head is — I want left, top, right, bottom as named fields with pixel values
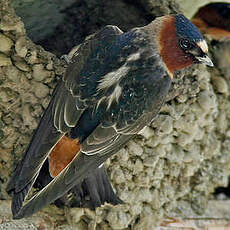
left=155, top=14, right=213, bottom=77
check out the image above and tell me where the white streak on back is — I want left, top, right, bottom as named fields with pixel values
left=97, top=65, right=130, bottom=90
left=127, top=52, right=140, bottom=62
left=107, top=84, right=122, bottom=110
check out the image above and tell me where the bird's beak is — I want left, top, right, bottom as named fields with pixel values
left=196, top=55, right=214, bottom=67
left=196, top=40, right=214, bottom=67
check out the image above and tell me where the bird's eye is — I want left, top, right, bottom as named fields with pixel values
left=179, top=39, right=191, bottom=50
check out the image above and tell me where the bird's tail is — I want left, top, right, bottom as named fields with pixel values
left=73, top=165, right=123, bottom=208
left=34, top=160, right=122, bottom=209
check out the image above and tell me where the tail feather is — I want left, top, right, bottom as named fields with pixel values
left=75, top=165, right=123, bottom=208
left=7, top=83, right=64, bottom=195
left=34, top=161, right=122, bottom=209
left=11, top=182, right=32, bottom=217
left=7, top=84, right=64, bottom=217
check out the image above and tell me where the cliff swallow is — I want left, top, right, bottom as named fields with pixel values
left=7, top=14, right=213, bottom=219
left=192, top=3, right=230, bottom=41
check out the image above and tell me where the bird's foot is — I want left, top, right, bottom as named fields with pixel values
left=61, top=54, right=71, bottom=65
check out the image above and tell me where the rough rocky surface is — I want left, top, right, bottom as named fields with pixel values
left=11, top=0, right=180, bottom=56
left=1, top=0, right=230, bottom=229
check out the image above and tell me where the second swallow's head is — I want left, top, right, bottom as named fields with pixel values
left=156, top=14, right=213, bottom=77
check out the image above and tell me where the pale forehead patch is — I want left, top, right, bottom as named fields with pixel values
left=197, top=40, right=208, bottom=54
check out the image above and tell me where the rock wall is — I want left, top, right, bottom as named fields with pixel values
left=0, top=0, right=230, bottom=229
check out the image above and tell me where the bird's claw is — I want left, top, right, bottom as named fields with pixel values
left=61, top=54, right=71, bottom=65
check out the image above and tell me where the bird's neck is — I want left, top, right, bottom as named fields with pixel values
left=157, top=16, right=194, bottom=77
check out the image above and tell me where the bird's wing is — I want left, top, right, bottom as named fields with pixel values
left=13, top=105, right=167, bottom=219
left=13, top=71, right=171, bottom=220
left=7, top=81, right=75, bottom=192
left=7, top=25, right=124, bottom=217
left=13, top=135, right=133, bottom=219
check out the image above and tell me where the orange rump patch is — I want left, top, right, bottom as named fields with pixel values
left=49, top=136, right=80, bottom=177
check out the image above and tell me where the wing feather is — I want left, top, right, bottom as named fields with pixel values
left=8, top=25, right=125, bottom=218
left=13, top=134, right=132, bottom=219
